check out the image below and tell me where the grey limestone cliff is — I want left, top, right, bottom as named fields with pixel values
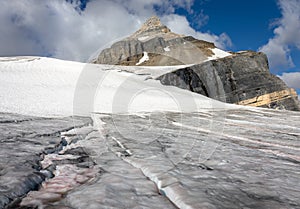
left=157, top=51, right=300, bottom=111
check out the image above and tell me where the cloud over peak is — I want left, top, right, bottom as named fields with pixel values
left=0, top=0, right=231, bottom=62
left=162, top=15, right=232, bottom=49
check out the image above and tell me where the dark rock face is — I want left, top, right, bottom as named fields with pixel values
left=157, top=51, right=300, bottom=111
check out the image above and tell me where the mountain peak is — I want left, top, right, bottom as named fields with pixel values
left=143, top=16, right=163, bottom=29
left=131, top=16, right=172, bottom=38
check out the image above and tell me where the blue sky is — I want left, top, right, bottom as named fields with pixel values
left=182, top=1, right=280, bottom=51
left=0, top=0, right=299, bottom=95
left=185, top=0, right=300, bottom=95
left=180, top=1, right=300, bottom=70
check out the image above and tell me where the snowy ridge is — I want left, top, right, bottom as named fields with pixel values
left=0, top=56, right=236, bottom=117
left=207, top=48, right=232, bottom=61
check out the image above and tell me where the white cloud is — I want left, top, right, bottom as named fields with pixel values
left=162, top=15, right=232, bottom=49
left=259, top=0, right=300, bottom=70
left=278, top=72, right=300, bottom=100
left=117, top=0, right=194, bottom=16
left=0, top=0, right=140, bottom=61
left=278, top=72, right=300, bottom=89
left=0, top=0, right=231, bottom=62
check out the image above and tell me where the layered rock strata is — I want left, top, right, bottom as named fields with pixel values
left=157, top=51, right=300, bottom=111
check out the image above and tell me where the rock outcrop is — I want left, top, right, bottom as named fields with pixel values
left=93, top=16, right=218, bottom=66
left=157, top=51, right=300, bottom=111
left=94, top=16, right=300, bottom=111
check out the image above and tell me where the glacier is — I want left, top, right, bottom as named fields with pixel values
left=0, top=56, right=299, bottom=209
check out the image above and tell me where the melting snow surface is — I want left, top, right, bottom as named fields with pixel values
left=136, top=52, right=150, bottom=65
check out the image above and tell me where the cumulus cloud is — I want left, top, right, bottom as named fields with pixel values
left=0, top=0, right=231, bottom=62
left=162, top=15, right=232, bottom=49
left=117, top=0, right=194, bottom=16
left=278, top=72, right=300, bottom=89
left=278, top=72, right=300, bottom=100
left=0, top=0, right=139, bottom=61
left=259, top=0, right=300, bottom=71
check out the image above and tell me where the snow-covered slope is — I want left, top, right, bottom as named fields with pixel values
left=2, top=56, right=300, bottom=209
left=0, top=56, right=235, bottom=117
left=207, top=48, right=232, bottom=61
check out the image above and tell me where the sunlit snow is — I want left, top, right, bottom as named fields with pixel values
left=164, top=46, right=171, bottom=52
left=0, top=56, right=235, bottom=117
left=207, top=48, right=232, bottom=60
left=138, top=36, right=149, bottom=41
left=136, top=52, right=150, bottom=65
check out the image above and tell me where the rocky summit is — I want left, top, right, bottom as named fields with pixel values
left=94, top=16, right=217, bottom=66
left=94, top=16, right=300, bottom=111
